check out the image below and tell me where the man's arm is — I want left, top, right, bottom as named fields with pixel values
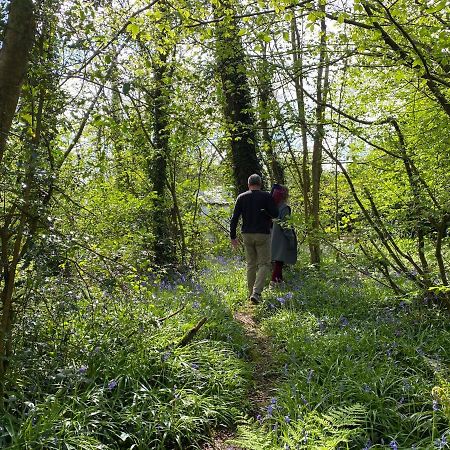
left=230, top=197, right=242, bottom=240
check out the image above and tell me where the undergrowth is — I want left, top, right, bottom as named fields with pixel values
left=235, top=260, right=450, bottom=449
left=2, top=255, right=449, bottom=449
left=1, top=256, right=250, bottom=449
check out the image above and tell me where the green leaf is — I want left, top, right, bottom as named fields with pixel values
left=126, top=23, right=140, bottom=39
left=21, top=113, right=32, bottom=125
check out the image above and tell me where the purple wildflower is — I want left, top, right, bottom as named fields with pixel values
left=78, top=366, right=87, bottom=374
left=363, top=440, right=372, bottom=450
left=433, top=400, right=439, bottom=411
left=285, top=292, right=293, bottom=299
left=389, top=440, right=398, bottom=450
left=284, top=415, right=291, bottom=423
left=267, top=404, right=274, bottom=417
left=192, top=301, right=200, bottom=309
left=277, top=297, right=286, bottom=305
left=256, top=414, right=263, bottom=424
left=191, top=363, right=199, bottom=370
left=438, top=435, right=447, bottom=448
left=108, top=379, right=118, bottom=390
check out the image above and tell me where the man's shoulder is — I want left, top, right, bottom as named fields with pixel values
left=239, top=190, right=270, bottom=196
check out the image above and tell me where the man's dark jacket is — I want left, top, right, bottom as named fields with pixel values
left=230, top=189, right=279, bottom=239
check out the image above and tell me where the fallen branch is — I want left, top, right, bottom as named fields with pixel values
left=176, top=317, right=208, bottom=348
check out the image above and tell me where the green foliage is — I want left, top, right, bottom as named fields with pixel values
left=231, top=404, right=366, bottom=449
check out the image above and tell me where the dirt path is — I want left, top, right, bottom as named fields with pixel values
left=203, top=305, right=278, bottom=450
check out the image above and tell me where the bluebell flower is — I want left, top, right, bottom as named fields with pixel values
left=389, top=440, right=398, bottom=450
left=271, top=397, right=277, bottom=404
left=108, top=379, right=118, bottom=390
left=277, top=297, right=286, bottom=305
left=267, top=404, right=274, bottom=416
left=191, top=363, right=199, bottom=370
left=439, top=435, right=447, bottom=448
left=363, top=384, right=370, bottom=393
left=284, top=415, right=291, bottom=423
left=192, top=301, right=200, bottom=309
left=340, top=316, right=349, bottom=327
left=78, top=366, right=87, bottom=374
left=362, top=440, right=372, bottom=449
left=256, top=414, right=263, bottom=424
left=285, top=292, right=293, bottom=299
left=433, top=400, right=439, bottom=411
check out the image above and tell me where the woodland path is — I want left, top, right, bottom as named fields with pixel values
left=203, top=304, right=278, bottom=450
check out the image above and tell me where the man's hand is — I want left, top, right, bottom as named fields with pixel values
left=231, top=239, right=239, bottom=249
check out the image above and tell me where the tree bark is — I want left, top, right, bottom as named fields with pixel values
left=0, top=0, right=35, bottom=165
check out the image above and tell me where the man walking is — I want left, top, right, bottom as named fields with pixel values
left=230, top=174, right=279, bottom=303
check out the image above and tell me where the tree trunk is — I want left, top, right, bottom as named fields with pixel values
left=150, top=52, right=175, bottom=265
left=291, top=17, right=313, bottom=256
left=310, top=4, right=329, bottom=266
left=214, top=0, right=260, bottom=194
left=0, top=0, right=35, bottom=165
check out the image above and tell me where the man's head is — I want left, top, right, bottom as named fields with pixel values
left=248, top=173, right=262, bottom=189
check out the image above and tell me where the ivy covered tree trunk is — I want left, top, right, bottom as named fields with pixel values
left=214, top=0, right=260, bottom=194
left=150, top=53, right=175, bottom=265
